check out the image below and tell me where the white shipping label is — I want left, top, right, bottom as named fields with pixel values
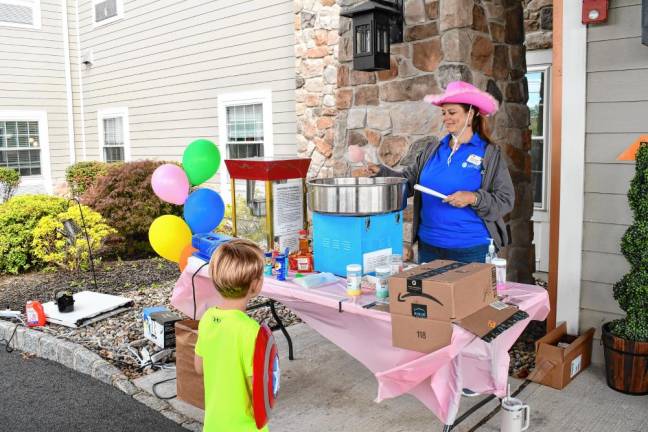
left=490, top=300, right=509, bottom=311
left=570, top=354, right=582, bottom=378
left=362, top=248, right=392, bottom=274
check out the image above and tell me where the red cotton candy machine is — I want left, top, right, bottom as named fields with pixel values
left=224, top=157, right=311, bottom=251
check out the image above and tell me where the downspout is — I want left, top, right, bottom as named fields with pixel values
left=75, top=0, right=87, bottom=161
left=62, top=0, right=76, bottom=165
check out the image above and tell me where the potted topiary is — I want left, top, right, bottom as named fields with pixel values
left=602, top=142, right=648, bottom=395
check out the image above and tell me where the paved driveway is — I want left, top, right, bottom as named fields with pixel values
left=0, top=348, right=186, bottom=432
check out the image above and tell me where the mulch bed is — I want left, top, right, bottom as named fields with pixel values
left=0, top=259, right=546, bottom=380
left=0, top=258, right=179, bottom=311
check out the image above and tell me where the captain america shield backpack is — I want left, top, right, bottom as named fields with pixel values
left=252, top=322, right=280, bottom=429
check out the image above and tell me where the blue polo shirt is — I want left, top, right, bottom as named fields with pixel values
left=418, top=133, right=490, bottom=249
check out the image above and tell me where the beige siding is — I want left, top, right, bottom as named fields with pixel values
left=76, top=0, right=296, bottom=191
left=0, top=0, right=72, bottom=193
left=581, top=2, right=646, bottom=358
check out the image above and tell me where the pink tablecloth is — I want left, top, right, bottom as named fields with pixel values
left=172, top=257, right=549, bottom=425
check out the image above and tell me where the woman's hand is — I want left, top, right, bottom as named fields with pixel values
left=443, top=191, right=478, bottom=208
left=351, top=163, right=380, bottom=177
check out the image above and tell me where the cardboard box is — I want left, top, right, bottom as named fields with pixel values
left=388, top=260, right=496, bottom=320
left=529, top=322, right=595, bottom=390
left=391, top=300, right=523, bottom=353
left=143, top=307, right=182, bottom=349
left=390, top=314, right=453, bottom=352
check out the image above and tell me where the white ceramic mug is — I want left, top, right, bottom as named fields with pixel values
left=500, top=396, right=530, bottom=432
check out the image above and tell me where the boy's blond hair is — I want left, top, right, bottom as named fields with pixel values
left=209, top=239, right=264, bottom=299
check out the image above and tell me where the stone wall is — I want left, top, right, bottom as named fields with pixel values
left=523, top=0, right=553, bottom=50
left=295, top=0, right=536, bottom=282
left=294, top=0, right=342, bottom=178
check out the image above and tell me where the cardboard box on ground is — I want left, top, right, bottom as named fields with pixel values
left=528, top=322, right=595, bottom=390
left=389, top=260, right=523, bottom=353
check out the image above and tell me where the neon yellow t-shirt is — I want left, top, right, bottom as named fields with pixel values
left=195, top=307, right=269, bottom=432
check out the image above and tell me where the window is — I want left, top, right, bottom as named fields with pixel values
left=0, top=0, right=41, bottom=29
left=98, top=108, right=129, bottom=163
left=217, top=90, right=273, bottom=202
left=225, top=104, right=264, bottom=159
left=92, top=0, right=123, bottom=26
left=0, top=120, right=41, bottom=175
left=526, top=67, right=550, bottom=209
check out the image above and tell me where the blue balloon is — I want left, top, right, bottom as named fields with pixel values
left=183, top=188, right=225, bottom=234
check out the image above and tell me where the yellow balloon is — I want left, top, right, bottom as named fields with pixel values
left=148, top=215, right=192, bottom=263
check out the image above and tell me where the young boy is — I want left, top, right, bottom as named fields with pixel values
left=194, top=239, right=269, bottom=432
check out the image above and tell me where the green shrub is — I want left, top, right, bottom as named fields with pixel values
left=66, top=161, right=114, bottom=197
left=81, top=160, right=182, bottom=256
left=32, top=204, right=117, bottom=271
left=0, top=194, right=69, bottom=274
left=0, top=167, right=20, bottom=202
left=612, top=143, right=648, bottom=341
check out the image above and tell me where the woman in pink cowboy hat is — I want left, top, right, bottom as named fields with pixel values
left=359, top=80, right=514, bottom=265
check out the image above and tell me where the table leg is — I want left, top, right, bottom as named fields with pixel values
left=269, top=300, right=294, bottom=361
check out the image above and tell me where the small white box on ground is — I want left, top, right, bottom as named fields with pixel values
left=143, top=306, right=182, bottom=349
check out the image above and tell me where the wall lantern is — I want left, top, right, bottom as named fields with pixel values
left=582, top=0, right=609, bottom=25
left=340, top=1, right=403, bottom=72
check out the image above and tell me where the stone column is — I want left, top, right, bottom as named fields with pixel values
left=294, top=0, right=342, bottom=178
left=297, top=0, right=536, bottom=282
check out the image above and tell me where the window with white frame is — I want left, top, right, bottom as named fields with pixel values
left=225, top=104, right=265, bottom=159
left=0, top=119, right=41, bottom=175
left=98, top=108, right=129, bottom=163
left=92, top=0, right=123, bottom=26
left=526, top=66, right=550, bottom=209
left=0, top=0, right=41, bottom=29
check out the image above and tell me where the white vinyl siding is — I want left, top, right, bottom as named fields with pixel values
left=581, top=1, right=646, bottom=363
left=75, top=0, right=295, bottom=194
left=0, top=0, right=41, bottom=29
left=0, top=0, right=69, bottom=193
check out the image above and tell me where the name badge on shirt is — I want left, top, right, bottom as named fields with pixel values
left=463, top=154, right=482, bottom=169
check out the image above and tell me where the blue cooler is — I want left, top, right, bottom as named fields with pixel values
left=312, top=211, right=403, bottom=276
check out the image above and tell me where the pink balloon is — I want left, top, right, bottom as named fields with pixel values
left=348, top=145, right=366, bottom=163
left=151, top=164, right=190, bottom=205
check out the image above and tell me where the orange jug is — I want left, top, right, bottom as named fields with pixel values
left=26, top=301, right=46, bottom=327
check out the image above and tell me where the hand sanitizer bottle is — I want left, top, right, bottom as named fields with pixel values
left=485, top=238, right=497, bottom=264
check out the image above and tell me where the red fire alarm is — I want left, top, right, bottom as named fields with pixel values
left=582, top=0, right=609, bottom=24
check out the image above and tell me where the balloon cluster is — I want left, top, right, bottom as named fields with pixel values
left=148, top=139, right=225, bottom=271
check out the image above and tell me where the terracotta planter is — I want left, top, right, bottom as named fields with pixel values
left=602, top=322, right=648, bottom=395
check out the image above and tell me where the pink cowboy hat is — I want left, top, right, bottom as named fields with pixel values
left=424, top=81, right=499, bottom=116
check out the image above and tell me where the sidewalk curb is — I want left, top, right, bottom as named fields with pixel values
left=0, top=320, right=201, bottom=431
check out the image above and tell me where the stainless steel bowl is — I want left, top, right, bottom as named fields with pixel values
left=307, top=177, right=407, bottom=215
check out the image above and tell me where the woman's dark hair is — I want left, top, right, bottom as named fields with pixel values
left=459, top=103, right=494, bottom=144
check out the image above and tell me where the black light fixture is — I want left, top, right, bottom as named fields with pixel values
left=340, top=0, right=403, bottom=72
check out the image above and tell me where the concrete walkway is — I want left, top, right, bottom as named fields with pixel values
left=136, top=323, right=648, bottom=432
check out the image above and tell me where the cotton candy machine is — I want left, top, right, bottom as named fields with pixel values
left=307, top=177, right=407, bottom=276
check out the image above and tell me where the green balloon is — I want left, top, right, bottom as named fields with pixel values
left=182, top=139, right=221, bottom=186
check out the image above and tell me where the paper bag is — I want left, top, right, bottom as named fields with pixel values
left=175, top=320, right=205, bottom=409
